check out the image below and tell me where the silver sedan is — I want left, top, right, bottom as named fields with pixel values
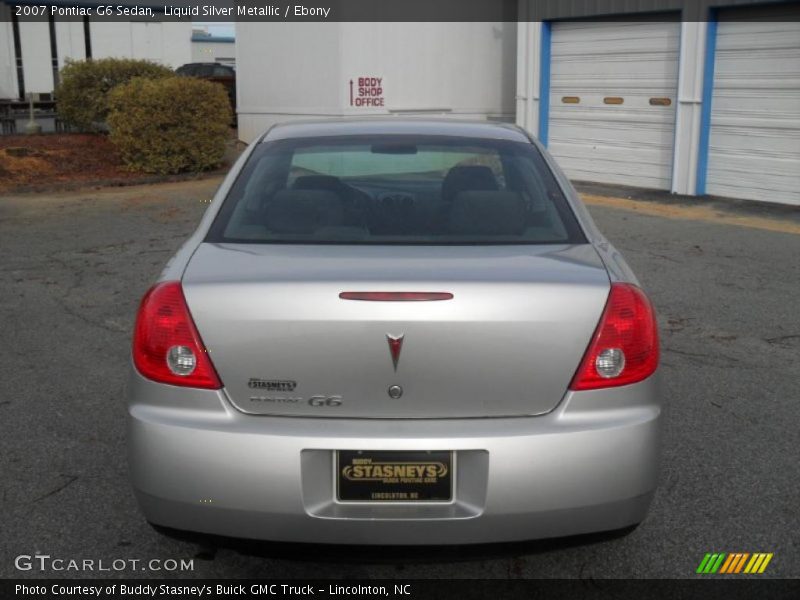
left=128, top=119, right=661, bottom=544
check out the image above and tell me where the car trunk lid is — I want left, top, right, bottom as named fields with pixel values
left=182, top=243, right=609, bottom=418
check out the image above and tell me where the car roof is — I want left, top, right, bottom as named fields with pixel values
left=260, top=118, right=532, bottom=143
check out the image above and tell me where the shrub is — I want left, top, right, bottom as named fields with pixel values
left=107, top=76, right=232, bottom=174
left=56, top=58, right=173, bottom=131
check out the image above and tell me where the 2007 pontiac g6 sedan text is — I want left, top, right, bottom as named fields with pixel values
left=128, top=119, right=661, bottom=545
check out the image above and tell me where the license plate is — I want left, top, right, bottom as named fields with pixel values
left=336, top=450, right=453, bottom=502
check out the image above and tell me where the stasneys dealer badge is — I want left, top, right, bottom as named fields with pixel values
left=337, top=450, right=453, bottom=502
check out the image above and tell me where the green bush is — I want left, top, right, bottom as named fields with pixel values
left=107, top=76, right=232, bottom=174
left=56, top=58, right=173, bottom=131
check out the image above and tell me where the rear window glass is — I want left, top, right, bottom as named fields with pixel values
left=212, top=66, right=233, bottom=77
left=206, top=135, right=585, bottom=245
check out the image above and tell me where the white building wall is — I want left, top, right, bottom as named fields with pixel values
left=0, top=8, right=16, bottom=99
left=236, top=22, right=516, bottom=143
left=55, top=21, right=86, bottom=69
left=159, top=22, right=192, bottom=68
left=236, top=22, right=344, bottom=142
left=0, top=19, right=191, bottom=100
left=515, top=21, right=542, bottom=138
left=340, top=22, right=515, bottom=117
left=192, top=40, right=236, bottom=65
left=19, top=21, right=53, bottom=95
left=670, top=22, right=708, bottom=195
left=90, top=21, right=191, bottom=69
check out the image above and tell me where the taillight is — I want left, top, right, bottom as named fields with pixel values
left=132, top=281, right=222, bottom=389
left=569, top=283, right=659, bottom=391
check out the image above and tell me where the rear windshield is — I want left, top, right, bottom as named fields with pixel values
left=206, top=135, right=586, bottom=245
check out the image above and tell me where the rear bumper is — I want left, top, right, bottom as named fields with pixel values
left=127, top=371, right=661, bottom=545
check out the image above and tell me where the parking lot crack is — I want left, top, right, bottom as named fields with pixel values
left=764, top=334, right=800, bottom=346
left=31, top=474, right=78, bottom=503
left=664, top=346, right=753, bottom=369
left=42, top=250, right=128, bottom=335
left=664, top=347, right=712, bottom=359
left=648, top=251, right=682, bottom=264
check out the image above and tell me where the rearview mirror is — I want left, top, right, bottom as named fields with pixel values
left=370, top=143, right=418, bottom=155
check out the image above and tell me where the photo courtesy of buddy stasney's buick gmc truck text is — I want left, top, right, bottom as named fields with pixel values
left=128, top=118, right=661, bottom=545
left=16, top=584, right=395, bottom=597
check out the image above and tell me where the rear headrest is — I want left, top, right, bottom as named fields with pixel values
left=265, top=190, right=343, bottom=234
left=447, top=191, right=527, bottom=236
left=441, top=166, right=498, bottom=203
left=292, top=175, right=345, bottom=193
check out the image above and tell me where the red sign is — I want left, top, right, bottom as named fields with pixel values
left=350, top=77, right=384, bottom=107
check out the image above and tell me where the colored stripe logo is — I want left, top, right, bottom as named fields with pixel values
left=696, top=552, right=773, bottom=574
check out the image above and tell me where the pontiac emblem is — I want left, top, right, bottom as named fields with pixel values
left=386, top=333, right=404, bottom=371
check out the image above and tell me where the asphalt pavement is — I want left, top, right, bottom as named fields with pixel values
left=0, top=178, right=798, bottom=579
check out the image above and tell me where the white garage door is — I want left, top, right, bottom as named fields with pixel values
left=707, top=20, right=800, bottom=206
left=548, top=21, right=680, bottom=190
